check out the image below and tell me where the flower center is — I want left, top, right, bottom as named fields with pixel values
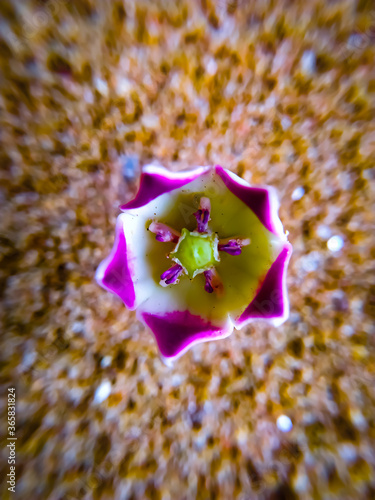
left=149, top=196, right=251, bottom=292
left=170, top=228, right=219, bottom=278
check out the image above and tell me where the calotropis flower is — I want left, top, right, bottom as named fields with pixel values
left=96, top=165, right=292, bottom=361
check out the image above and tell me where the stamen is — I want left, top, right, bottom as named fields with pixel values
left=204, top=268, right=223, bottom=294
left=194, top=197, right=211, bottom=233
left=218, top=238, right=250, bottom=256
left=149, top=222, right=180, bottom=243
left=160, top=264, right=184, bottom=286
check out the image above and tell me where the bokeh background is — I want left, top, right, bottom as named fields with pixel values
left=1, top=0, right=375, bottom=498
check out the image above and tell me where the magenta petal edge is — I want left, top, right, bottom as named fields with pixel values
left=139, top=310, right=233, bottom=361
left=120, top=165, right=210, bottom=210
left=95, top=215, right=136, bottom=310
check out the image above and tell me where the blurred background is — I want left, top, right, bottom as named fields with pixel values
left=0, top=0, right=375, bottom=498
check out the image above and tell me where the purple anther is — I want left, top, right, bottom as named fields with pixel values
left=203, top=268, right=223, bottom=295
left=160, top=264, right=184, bottom=286
left=149, top=222, right=180, bottom=243
left=218, top=238, right=250, bottom=256
left=204, top=270, right=214, bottom=293
left=194, top=197, right=211, bottom=233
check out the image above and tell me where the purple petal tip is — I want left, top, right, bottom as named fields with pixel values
left=141, top=310, right=232, bottom=359
left=237, top=243, right=292, bottom=326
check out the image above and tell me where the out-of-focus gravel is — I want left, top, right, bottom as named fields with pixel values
left=0, top=1, right=375, bottom=499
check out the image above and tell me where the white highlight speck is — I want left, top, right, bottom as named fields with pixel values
left=188, top=401, right=197, bottom=413
left=70, top=387, right=84, bottom=404
left=291, top=186, right=305, bottom=201
left=327, top=235, right=344, bottom=252
left=95, top=77, right=108, bottom=96
left=307, top=146, right=318, bottom=160
left=350, top=409, right=367, bottom=430
left=300, top=251, right=322, bottom=273
left=277, top=415, right=293, bottom=432
left=339, top=444, right=357, bottom=464
left=236, top=427, right=248, bottom=446
left=194, top=432, right=206, bottom=450
left=94, top=380, right=111, bottom=404
left=281, top=116, right=291, bottom=130
left=71, top=321, right=84, bottom=334
left=69, top=366, right=79, bottom=379
left=342, top=324, right=355, bottom=337
left=294, top=472, right=310, bottom=493
left=203, top=400, right=213, bottom=414
left=225, top=81, right=236, bottom=97
left=116, top=76, right=132, bottom=95
left=351, top=299, right=363, bottom=313
left=100, top=356, right=112, bottom=368
left=265, top=95, right=276, bottom=110
left=142, top=114, right=159, bottom=129
left=300, top=50, right=316, bottom=74
left=347, top=33, right=367, bottom=51
left=23, top=350, right=37, bottom=368
left=171, top=374, right=184, bottom=387
left=83, top=88, right=94, bottom=103
left=317, top=224, right=332, bottom=240
left=362, top=169, right=374, bottom=180
left=129, top=426, right=141, bottom=438
left=206, top=58, right=218, bottom=76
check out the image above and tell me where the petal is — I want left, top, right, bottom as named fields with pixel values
left=215, top=166, right=286, bottom=238
left=95, top=215, right=136, bottom=309
left=139, top=309, right=233, bottom=360
left=235, top=242, right=292, bottom=327
left=120, top=165, right=210, bottom=210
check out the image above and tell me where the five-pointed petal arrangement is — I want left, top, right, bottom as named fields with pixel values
left=96, top=165, right=292, bottom=361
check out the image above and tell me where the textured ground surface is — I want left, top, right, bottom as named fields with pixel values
left=1, top=0, right=375, bottom=499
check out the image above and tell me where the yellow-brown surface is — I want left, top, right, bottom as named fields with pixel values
left=1, top=1, right=375, bottom=499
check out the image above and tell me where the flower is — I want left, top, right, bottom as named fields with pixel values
left=96, top=165, right=292, bottom=361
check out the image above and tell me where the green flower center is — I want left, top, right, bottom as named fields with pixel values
left=170, top=228, right=219, bottom=278
left=149, top=195, right=255, bottom=294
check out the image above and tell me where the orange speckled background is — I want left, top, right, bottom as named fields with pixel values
left=1, top=1, right=375, bottom=499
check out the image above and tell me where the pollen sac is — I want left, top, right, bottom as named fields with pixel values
left=160, top=264, right=184, bottom=286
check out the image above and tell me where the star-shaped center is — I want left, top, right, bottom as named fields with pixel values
left=149, top=197, right=250, bottom=293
